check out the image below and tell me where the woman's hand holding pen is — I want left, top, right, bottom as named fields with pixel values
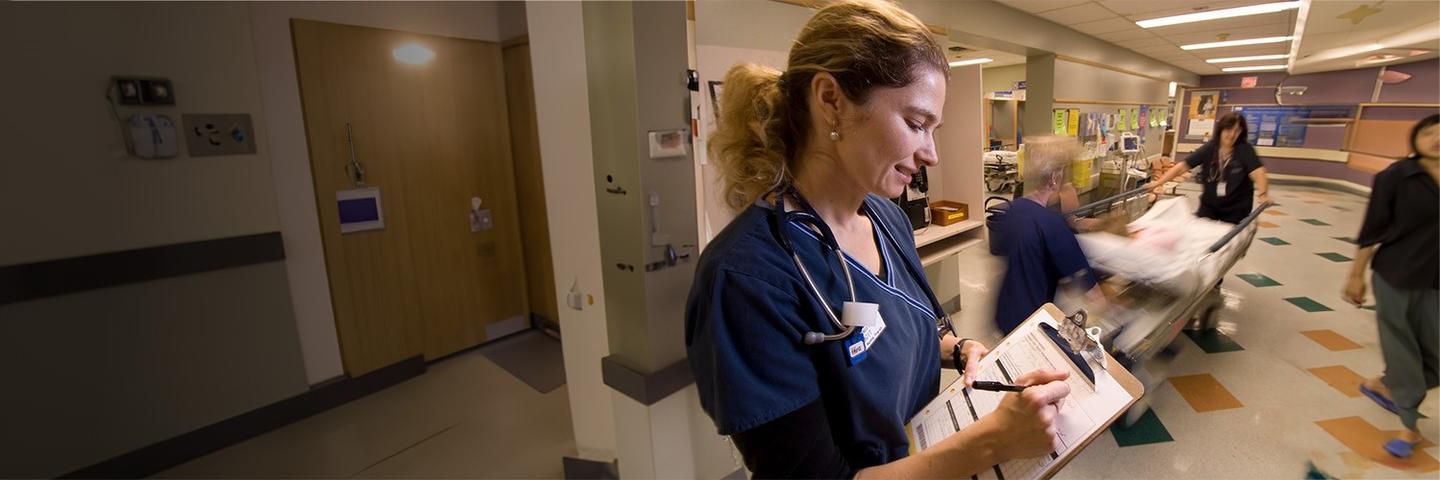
left=959, top=339, right=989, bottom=388
left=978, top=369, right=1072, bottom=461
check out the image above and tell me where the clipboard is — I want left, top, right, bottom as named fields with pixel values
left=906, top=304, right=1144, bottom=480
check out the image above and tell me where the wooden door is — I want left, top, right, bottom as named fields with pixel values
left=502, top=41, right=560, bottom=328
left=293, top=20, right=529, bottom=375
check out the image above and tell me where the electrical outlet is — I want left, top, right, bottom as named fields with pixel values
left=182, top=114, right=257, bottom=156
left=567, top=290, right=584, bottom=311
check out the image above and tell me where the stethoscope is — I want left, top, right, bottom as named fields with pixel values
left=767, top=186, right=954, bottom=345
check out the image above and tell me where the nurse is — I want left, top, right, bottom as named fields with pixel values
left=1146, top=112, right=1271, bottom=223
left=685, top=1, right=1071, bottom=477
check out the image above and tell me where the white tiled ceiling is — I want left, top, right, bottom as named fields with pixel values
left=997, top=0, right=1302, bottom=75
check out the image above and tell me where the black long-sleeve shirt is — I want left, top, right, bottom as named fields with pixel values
left=1355, top=157, right=1439, bottom=290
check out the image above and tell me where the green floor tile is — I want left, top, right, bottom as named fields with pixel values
left=1330, top=206, right=1350, bottom=211
left=1111, top=408, right=1174, bottom=447
left=1184, top=328, right=1246, bottom=353
left=1332, top=236, right=1356, bottom=244
left=1236, top=273, right=1281, bottom=287
left=1286, top=297, right=1334, bottom=312
left=1362, top=305, right=1377, bottom=311
left=1301, top=219, right=1331, bottom=226
left=1316, top=252, right=1352, bottom=262
left=1259, top=237, right=1290, bottom=246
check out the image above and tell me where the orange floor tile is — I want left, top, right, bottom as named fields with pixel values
left=1308, top=365, right=1366, bottom=398
left=1316, top=416, right=1438, bottom=473
left=1168, top=374, right=1244, bottom=413
left=1302, top=330, right=1364, bottom=351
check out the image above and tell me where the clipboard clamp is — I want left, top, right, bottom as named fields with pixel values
left=1059, top=310, right=1107, bottom=371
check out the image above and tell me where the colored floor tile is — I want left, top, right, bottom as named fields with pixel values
left=1110, top=408, right=1174, bottom=447
left=1265, top=209, right=1289, bottom=216
left=1302, top=329, right=1364, bottom=351
left=1168, top=374, right=1244, bottom=413
left=1307, top=365, right=1365, bottom=398
left=1184, top=328, right=1245, bottom=353
left=1316, top=416, right=1438, bottom=473
left=1302, top=218, right=1332, bottom=226
left=1236, top=273, right=1281, bottom=287
left=1259, top=237, right=1291, bottom=246
left=1331, top=206, right=1351, bottom=211
left=1333, top=236, right=1357, bottom=244
left=1258, top=221, right=1280, bottom=228
left=1362, top=305, right=1377, bottom=311
left=1317, top=252, right=1353, bottom=262
left=1287, top=296, right=1335, bottom=312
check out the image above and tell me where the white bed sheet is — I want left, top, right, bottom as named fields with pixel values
left=1077, top=197, right=1251, bottom=294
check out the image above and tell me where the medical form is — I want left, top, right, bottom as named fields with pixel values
left=907, top=304, right=1142, bottom=480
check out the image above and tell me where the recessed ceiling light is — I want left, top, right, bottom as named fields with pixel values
left=1181, top=36, right=1293, bottom=50
left=1206, top=54, right=1290, bottom=63
left=949, top=58, right=994, bottom=67
left=1136, top=1, right=1301, bottom=28
left=1221, top=64, right=1288, bottom=72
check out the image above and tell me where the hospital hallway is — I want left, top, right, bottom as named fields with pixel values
left=148, top=183, right=1438, bottom=479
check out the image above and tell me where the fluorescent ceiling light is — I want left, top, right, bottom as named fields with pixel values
left=1206, top=54, right=1290, bottom=63
left=949, top=58, right=994, bottom=67
left=1181, top=36, right=1292, bottom=50
left=1221, top=65, right=1287, bottom=72
left=1136, top=1, right=1301, bottom=28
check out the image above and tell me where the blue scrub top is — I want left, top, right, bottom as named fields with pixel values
left=685, top=194, right=941, bottom=469
left=994, top=197, right=1097, bottom=334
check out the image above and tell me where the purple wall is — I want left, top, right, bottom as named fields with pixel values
left=1378, top=59, right=1440, bottom=104
left=1262, top=156, right=1374, bottom=187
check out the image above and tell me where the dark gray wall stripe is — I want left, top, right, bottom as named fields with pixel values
left=601, top=355, right=694, bottom=406
left=0, top=232, right=284, bottom=306
left=60, top=356, right=426, bottom=479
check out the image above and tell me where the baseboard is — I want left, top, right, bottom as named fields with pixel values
left=1268, top=174, right=1371, bottom=196
left=61, top=356, right=427, bottom=479
left=485, top=314, right=530, bottom=340
left=563, top=455, right=619, bottom=479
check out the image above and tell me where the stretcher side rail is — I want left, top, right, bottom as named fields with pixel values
left=1067, top=186, right=1151, bottom=219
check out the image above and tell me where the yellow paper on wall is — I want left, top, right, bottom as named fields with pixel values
left=1117, top=109, right=1128, bottom=131
left=1130, top=108, right=1139, bottom=130
left=1072, top=157, right=1092, bottom=189
left=1053, top=109, right=1067, bottom=135
left=1067, top=108, right=1079, bottom=136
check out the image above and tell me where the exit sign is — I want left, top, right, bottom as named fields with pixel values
left=1241, top=76, right=1258, bottom=88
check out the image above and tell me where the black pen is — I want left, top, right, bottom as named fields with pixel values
left=971, top=381, right=1028, bottom=392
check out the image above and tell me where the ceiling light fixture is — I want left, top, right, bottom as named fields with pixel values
left=1181, top=36, right=1293, bottom=50
left=1136, top=1, right=1301, bottom=28
left=1206, top=54, right=1291, bottom=63
left=949, top=58, right=994, bottom=67
left=1221, top=64, right=1288, bottom=72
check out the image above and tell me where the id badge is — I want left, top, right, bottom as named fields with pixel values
left=844, top=330, right=868, bottom=366
left=1216, top=179, right=1227, bottom=196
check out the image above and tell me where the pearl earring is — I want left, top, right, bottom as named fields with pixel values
left=830, top=130, right=840, bottom=141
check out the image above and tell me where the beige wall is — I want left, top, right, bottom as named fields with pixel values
left=247, top=1, right=508, bottom=384
left=0, top=3, right=308, bottom=476
left=0, top=2, right=280, bottom=265
left=982, top=64, right=1026, bottom=97
left=526, top=1, right=617, bottom=462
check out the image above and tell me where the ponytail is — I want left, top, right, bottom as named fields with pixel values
left=710, top=64, right=791, bottom=210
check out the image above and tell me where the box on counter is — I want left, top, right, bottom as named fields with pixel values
left=929, top=201, right=969, bottom=226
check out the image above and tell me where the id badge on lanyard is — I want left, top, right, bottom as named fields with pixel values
left=1215, top=154, right=1233, bottom=196
left=841, top=301, right=887, bottom=366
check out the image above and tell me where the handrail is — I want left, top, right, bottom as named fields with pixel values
left=1206, top=202, right=1273, bottom=253
left=1067, top=186, right=1151, bottom=218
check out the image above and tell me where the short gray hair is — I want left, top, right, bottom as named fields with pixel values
left=1022, top=135, right=1080, bottom=192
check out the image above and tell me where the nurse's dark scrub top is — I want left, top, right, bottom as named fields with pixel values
left=685, top=194, right=941, bottom=469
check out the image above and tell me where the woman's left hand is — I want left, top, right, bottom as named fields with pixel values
left=960, top=339, right=990, bottom=387
left=1259, top=192, right=1272, bottom=205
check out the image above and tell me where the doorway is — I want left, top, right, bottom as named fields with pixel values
left=293, top=20, right=530, bottom=375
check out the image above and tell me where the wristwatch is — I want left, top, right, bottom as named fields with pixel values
left=953, top=338, right=972, bottom=373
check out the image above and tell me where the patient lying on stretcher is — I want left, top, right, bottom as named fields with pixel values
left=1090, top=214, right=1180, bottom=253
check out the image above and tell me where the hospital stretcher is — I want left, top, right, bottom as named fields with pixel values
left=1061, top=189, right=1271, bottom=423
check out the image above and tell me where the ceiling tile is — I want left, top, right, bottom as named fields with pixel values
left=1163, top=23, right=1293, bottom=45
left=1098, top=28, right=1159, bottom=42
left=997, top=0, right=1092, bottom=14
left=1069, top=17, right=1137, bottom=34
left=1302, top=0, right=1436, bottom=35
left=1126, top=37, right=1175, bottom=48
left=1116, top=1, right=1272, bottom=20
left=1038, top=3, right=1117, bottom=25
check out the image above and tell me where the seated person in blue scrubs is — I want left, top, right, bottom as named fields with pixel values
left=686, top=1, right=1072, bottom=478
left=994, top=136, right=1106, bottom=335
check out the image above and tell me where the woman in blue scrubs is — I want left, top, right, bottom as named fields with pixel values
left=685, top=1, right=1072, bottom=477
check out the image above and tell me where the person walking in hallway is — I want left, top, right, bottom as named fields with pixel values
left=1343, top=114, right=1440, bottom=459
